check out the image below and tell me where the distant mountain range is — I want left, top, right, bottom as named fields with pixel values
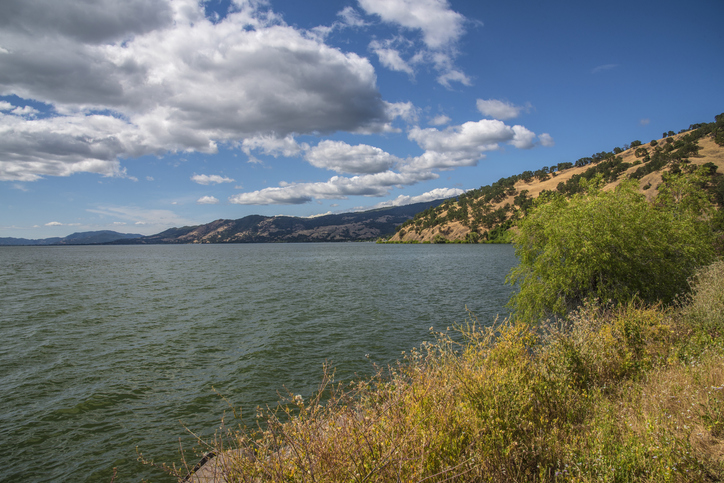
left=1, top=199, right=447, bottom=246
left=0, top=230, right=144, bottom=246
left=113, top=199, right=447, bottom=244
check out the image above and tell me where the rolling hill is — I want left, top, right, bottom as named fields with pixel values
left=112, top=199, right=448, bottom=244
left=388, top=114, right=724, bottom=243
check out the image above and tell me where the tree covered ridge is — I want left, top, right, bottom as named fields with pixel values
left=388, top=112, right=724, bottom=244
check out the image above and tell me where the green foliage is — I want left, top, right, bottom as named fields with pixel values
left=714, top=112, right=724, bottom=146
left=634, top=147, right=649, bottom=158
left=432, top=233, right=447, bottom=244
left=630, top=140, right=643, bottom=148
left=507, top=174, right=717, bottom=323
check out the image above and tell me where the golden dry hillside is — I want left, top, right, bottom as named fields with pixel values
left=388, top=117, right=724, bottom=243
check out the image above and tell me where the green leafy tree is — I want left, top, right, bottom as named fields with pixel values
left=507, top=173, right=717, bottom=322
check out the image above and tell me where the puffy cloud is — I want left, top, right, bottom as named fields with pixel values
left=0, top=112, right=138, bottom=181
left=0, top=102, right=14, bottom=111
left=369, top=41, right=414, bottom=76
left=359, top=0, right=469, bottom=87
left=229, top=170, right=438, bottom=205
left=337, top=6, right=367, bottom=27
left=408, top=120, right=511, bottom=153
left=372, top=187, right=464, bottom=208
left=429, top=115, right=451, bottom=126
left=0, top=0, right=173, bottom=44
left=305, top=140, right=399, bottom=175
left=0, top=0, right=390, bottom=181
left=476, top=99, right=529, bottom=120
left=385, top=101, right=418, bottom=124
left=405, top=118, right=543, bottom=170
left=240, top=134, right=305, bottom=158
left=45, top=221, right=63, bottom=226
left=538, top=133, right=555, bottom=147
left=358, top=0, right=465, bottom=49
left=197, top=195, right=220, bottom=204
left=436, top=68, right=471, bottom=88
left=11, top=106, right=39, bottom=117
left=509, top=125, right=537, bottom=149
left=191, top=174, right=235, bottom=185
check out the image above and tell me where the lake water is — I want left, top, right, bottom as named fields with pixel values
left=0, top=243, right=517, bottom=482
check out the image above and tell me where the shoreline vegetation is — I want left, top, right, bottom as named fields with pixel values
left=146, top=119, right=724, bottom=482
left=155, top=262, right=724, bottom=483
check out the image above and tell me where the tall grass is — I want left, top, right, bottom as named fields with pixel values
left=170, top=262, right=724, bottom=482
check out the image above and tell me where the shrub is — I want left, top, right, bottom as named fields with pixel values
left=432, top=234, right=447, bottom=244
left=507, top=174, right=717, bottom=322
left=681, top=260, right=724, bottom=334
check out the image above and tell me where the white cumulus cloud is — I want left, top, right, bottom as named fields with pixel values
left=372, top=187, right=464, bottom=208
left=197, top=195, right=219, bottom=204
left=369, top=40, right=414, bottom=76
left=305, top=140, right=400, bottom=175
left=405, top=118, right=544, bottom=170
left=0, top=0, right=390, bottom=181
left=509, top=125, right=537, bottom=149
left=229, top=170, right=438, bottom=205
left=538, top=133, right=555, bottom=147
left=429, top=115, right=451, bottom=126
left=191, top=174, right=235, bottom=185
left=240, top=134, right=305, bottom=158
left=359, top=0, right=465, bottom=49
left=359, top=0, right=469, bottom=87
left=476, top=99, right=530, bottom=120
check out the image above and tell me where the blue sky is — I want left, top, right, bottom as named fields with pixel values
left=1, top=0, right=723, bottom=239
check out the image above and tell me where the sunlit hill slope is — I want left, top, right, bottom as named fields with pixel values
left=388, top=114, right=724, bottom=243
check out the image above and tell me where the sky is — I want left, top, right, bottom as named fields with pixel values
left=1, top=0, right=723, bottom=239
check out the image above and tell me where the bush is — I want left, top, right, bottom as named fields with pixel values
left=681, top=260, right=724, bottom=334
left=507, top=174, right=717, bottom=322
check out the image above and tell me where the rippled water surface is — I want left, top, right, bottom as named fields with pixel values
left=0, top=243, right=516, bottom=482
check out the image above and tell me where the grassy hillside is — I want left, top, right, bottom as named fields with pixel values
left=387, top=114, right=724, bottom=243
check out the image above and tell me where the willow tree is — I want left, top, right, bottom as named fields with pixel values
left=507, top=172, right=718, bottom=323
